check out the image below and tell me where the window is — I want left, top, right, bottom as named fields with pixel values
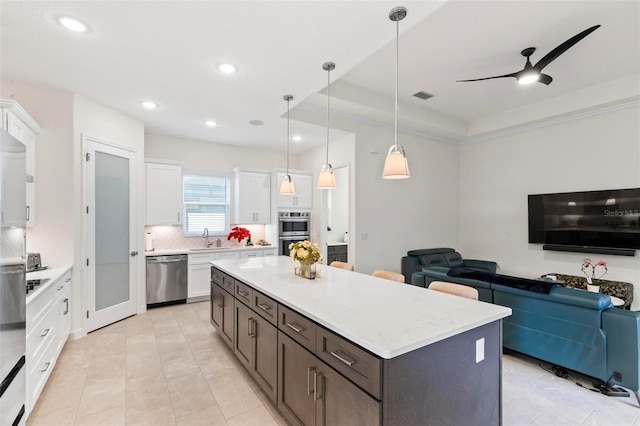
left=183, top=174, right=230, bottom=236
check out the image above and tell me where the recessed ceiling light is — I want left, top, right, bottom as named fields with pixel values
left=292, top=135, right=302, bottom=142
left=249, top=120, right=263, bottom=126
left=218, top=63, right=236, bottom=74
left=205, top=120, right=217, bottom=127
left=58, top=16, right=88, bottom=33
left=141, top=101, right=157, bottom=110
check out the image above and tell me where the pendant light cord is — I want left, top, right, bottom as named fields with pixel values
left=286, top=97, right=290, bottom=174
left=394, top=15, right=399, bottom=148
left=326, top=66, right=330, bottom=164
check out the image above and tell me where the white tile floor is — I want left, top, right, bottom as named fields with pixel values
left=27, top=302, right=640, bottom=426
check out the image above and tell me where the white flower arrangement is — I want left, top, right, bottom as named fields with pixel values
left=289, top=240, right=322, bottom=265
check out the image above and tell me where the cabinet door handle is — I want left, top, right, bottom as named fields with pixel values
left=286, top=321, right=304, bottom=333
left=64, top=298, right=69, bottom=315
left=314, top=371, right=321, bottom=401
left=26, top=206, right=30, bottom=221
left=217, top=293, right=223, bottom=308
left=330, top=350, right=356, bottom=366
left=247, top=317, right=253, bottom=337
left=307, top=367, right=315, bottom=395
left=250, top=319, right=256, bottom=338
left=238, top=290, right=249, bottom=298
left=41, top=362, right=51, bottom=373
left=57, top=286, right=64, bottom=291
left=177, top=212, right=180, bottom=222
left=257, top=303, right=271, bottom=312
left=40, top=328, right=50, bottom=338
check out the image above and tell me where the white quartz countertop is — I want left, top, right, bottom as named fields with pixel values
left=211, top=256, right=511, bottom=359
left=26, top=265, right=72, bottom=304
left=146, top=245, right=275, bottom=256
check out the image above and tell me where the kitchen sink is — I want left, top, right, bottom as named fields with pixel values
left=189, top=247, right=229, bottom=251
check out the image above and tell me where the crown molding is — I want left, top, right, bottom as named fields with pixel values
left=0, top=98, right=42, bottom=133
left=461, top=96, right=640, bottom=145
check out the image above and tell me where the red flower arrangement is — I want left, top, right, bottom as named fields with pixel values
left=228, top=226, right=251, bottom=243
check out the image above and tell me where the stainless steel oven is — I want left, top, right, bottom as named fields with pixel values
left=278, top=211, right=311, bottom=256
left=278, top=211, right=311, bottom=236
left=279, top=235, right=311, bottom=256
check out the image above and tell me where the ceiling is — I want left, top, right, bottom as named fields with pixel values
left=1, top=1, right=639, bottom=153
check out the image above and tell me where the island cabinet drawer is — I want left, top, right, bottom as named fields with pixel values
left=279, top=305, right=316, bottom=353
left=316, top=327, right=382, bottom=399
left=234, top=281, right=253, bottom=306
left=211, top=267, right=223, bottom=286
left=252, top=291, right=278, bottom=325
left=220, top=273, right=235, bottom=294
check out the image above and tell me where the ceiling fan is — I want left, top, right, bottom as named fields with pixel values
left=457, top=25, right=600, bottom=86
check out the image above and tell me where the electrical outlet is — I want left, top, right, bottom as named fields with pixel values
left=361, top=233, right=368, bottom=240
left=476, top=338, right=485, bottom=363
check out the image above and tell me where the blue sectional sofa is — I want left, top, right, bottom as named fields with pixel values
left=411, top=266, right=640, bottom=402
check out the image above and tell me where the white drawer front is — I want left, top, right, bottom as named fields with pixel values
left=27, top=288, right=54, bottom=328
left=26, top=303, right=57, bottom=366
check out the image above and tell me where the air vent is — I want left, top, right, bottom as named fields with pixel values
left=413, top=91, right=434, bottom=100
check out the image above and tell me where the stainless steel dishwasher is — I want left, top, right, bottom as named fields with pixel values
left=146, top=254, right=188, bottom=307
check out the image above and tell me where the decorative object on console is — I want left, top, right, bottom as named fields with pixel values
left=280, top=94, right=295, bottom=195
left=317, top=62, right=336, bottom=189
left=543, top=273, right=633, bottom=310
left=581, top=258, right=607, bottom=292
left=382, top=6, right=410, bottom=180
left=227, top=226, right=251, bottom=244
left=290, top=240, right=322, bottom=279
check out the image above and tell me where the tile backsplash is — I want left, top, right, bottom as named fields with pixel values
left=145, top=225, right=266, bottom=250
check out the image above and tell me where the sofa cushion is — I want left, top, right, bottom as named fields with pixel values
left=447, top=267, right=560, bottom=294
left=442, top=251, right=464, bottom=267
left=406, top=248, right=455, bottom=257
left=418, top=254, right=448, bottom=267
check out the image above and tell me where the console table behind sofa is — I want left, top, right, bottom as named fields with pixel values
left=545, top=273, right=633, bottom=310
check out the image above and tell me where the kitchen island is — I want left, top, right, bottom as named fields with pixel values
left=210, top=256, right=511, bottom=425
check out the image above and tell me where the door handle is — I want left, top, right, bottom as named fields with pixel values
left=307, top=367, right=315, bottom=395
left=130, top=251, right=138, bottom=256
left=64, top=298, right=69, bottom=315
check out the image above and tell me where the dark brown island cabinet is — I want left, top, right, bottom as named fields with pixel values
left=210, top=259, right=509, bottom=426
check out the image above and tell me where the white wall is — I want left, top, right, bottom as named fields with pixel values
left=145, top=133, right=294, bottom=175
left=459, top=103, right=640, bottom=308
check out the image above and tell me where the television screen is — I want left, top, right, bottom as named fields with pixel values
left=528, top=188, right=640, bottom=250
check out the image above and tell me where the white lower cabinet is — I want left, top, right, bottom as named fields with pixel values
left=188, top=249, right=274, bottom=299
left=26, top=268, right=72, bottom=416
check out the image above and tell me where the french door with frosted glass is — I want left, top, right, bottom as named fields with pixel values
left=84, top=136, right=138, bottom=333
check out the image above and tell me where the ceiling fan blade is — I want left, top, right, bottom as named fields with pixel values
left=534, top=25, right=600, bottom=71
left=457, top=72, right=518, bottom=82
left=538, top=73, right=553, bottom=85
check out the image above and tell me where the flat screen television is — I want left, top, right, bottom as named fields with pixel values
left=528, top=188, right=640, bottom=253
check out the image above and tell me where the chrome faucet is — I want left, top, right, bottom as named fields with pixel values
left=202, top=228, right=214, bottom=247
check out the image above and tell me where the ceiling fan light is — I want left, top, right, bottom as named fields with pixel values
left=383, top=145, right=410, bottom=179
left=280, top=174, right=296, bottom=195
left=518, top=72, right=540, bottom=85
left=317, top=164, right=336, bottom=189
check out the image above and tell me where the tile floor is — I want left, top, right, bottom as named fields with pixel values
left=26, top=302, right=640, bottom=426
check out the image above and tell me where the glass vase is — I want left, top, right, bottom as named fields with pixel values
left=295, top=262, right=316, bottom=280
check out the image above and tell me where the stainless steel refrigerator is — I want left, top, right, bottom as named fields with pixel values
left=0, top=128, right=27, bottom=426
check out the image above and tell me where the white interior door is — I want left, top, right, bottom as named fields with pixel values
left=84, top=136, right=138, bottom=333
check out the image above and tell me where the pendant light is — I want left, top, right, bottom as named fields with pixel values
left=280, top=94, right=296, bottom=195
left=382, top=6, right=410, bottom=179
left=317, top=62, right=337, bottom=189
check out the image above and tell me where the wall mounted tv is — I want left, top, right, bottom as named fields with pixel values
left=528, top=188, right=640, bottom=256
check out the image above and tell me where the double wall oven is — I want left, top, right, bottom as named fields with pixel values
left=278, top=211, right=311, bottom=256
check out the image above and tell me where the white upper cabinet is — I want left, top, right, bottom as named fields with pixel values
left=275, top=171, right=313, bottom=209
left=1, top=99, right=40, bottom=227
left=145, top=162, right=182, bottom=225
left=233, top=168, right=270, bottom=224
